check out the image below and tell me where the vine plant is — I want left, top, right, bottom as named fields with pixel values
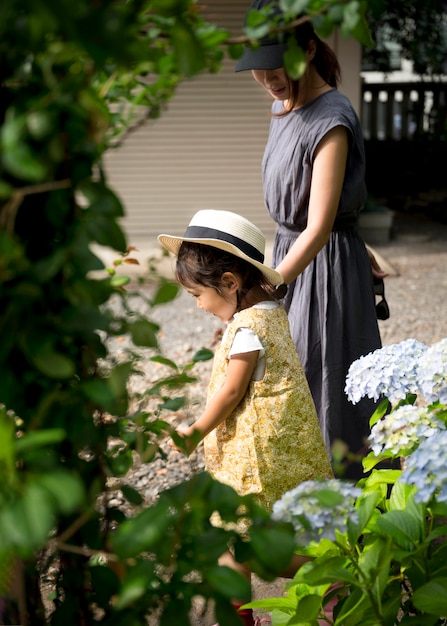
left=0, top=0, right=376, bottom=624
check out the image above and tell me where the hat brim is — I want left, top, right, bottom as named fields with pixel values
left=158, top=234, right=283, bottom=286
left=234, top=41, right=287, bottom=72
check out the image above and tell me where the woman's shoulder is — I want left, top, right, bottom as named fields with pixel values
left=304, top=90, right=362, bottom=149
left=311, top=90, right=359, bottom=124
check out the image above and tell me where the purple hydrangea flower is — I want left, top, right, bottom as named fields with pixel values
left=400, top=429, right=447, bottom=504
left=272, top=479, right=362, bottom=545
left=368, top=404, right=445, bottom=457
left=416, top=338, right=447, bottom=405
left=345, top=339, right=428, bottom=404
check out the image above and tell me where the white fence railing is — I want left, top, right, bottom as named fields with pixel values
left=361, top=81, right=447, bottom=140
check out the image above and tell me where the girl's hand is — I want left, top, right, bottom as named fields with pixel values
left=168, top=426, right=197, bottom=455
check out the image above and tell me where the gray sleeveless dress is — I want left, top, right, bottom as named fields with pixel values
left=262, top=89, right=381, bottom=479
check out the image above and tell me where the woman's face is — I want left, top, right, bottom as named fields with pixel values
left=251, top=68, right=291, bottom=100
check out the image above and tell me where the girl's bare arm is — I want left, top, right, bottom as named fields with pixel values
left=170, top=350, right=259, bottom=453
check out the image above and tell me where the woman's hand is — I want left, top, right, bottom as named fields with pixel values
left=167, top=425, right=197, bottom=454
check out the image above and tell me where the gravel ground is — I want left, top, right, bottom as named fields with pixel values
left=106, top=211, right=447, bottom=625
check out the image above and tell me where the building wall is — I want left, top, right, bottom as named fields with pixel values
left=104, top=1, right=362, bottom=249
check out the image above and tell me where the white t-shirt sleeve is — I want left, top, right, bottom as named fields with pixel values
left=229, top=327, right=264, bottom=357
left=228, top=327, right=266, bottom=381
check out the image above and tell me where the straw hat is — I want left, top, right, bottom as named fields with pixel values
left=158, top=209, right=283, bottom=286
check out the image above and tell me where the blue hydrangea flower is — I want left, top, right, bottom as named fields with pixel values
left=345, top=339, right=428, bottom=404
left=368, top=405, right=446, bottom=457
left=400, top=429, right=447, bottom=504
left=272, top=480, right=362, bottom=545
left=416, top=338, right=447, bottom=405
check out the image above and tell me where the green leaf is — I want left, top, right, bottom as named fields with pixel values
left=26, top=110, right=54, bottom=140
left=389, top=479, right=417, bottom=512
left=149, top=355, right=177, bottom=369
left=85, top=213, right=127, bottom=252
left=246, top=595, right=296, bottom=611
left=0, top=180, right=13, bottom=199
left=345, top=12, right=374, bottom=48
left=77, top=180, right=124, bottom=217
left=228, top=42, right=244, bottom=60
left=158, top=396, right=185, bottom=411
left=376, top=509, right=422, bottom=550
left=128, top=319, right=159, bottom=348
left=357, top=535, right=391, bottom=589
left=313, top=488, right=344, bottom=507
left=2, top=143, right=47, bottom=182
left=28, top=339, right=76, bottom=379
left=171, top=21, right=206, bottom=76
left=82, top=378, right=116, bottom=407
left=89, top=565, right=121, bottom=609
left=412, top=578, right=447, bottom=615
left=0, top=500, right=34, bottom=551
left=369, top=397, right=389, bottom=427
left=110, top=274, right=131, bottom=288
left=363, top=468, right=401, bottom=490
left=121, top=484, right=144, bottom=506
left=111, top=500, right=174, bottom=558
left=36, top=471, right=85, bottom=514
left=204, top=565, right=251, bottom=601
left=22, top=481, right=55, bottom=546
left=250, top=526, right=296, bottom=576
left=151, top=281, right=180, bottom=305
left=283, top=37, right=307, bottom=80
left=296, top=556, right=357, bottom=586
left=0, top=409, right=16, bottom=487
left=192, top=348, right=214, bottom=362
left=15, top=428, right=66, bottom=455
left=328, top=5, right=345, bottom=24
left=341, top=0, right=361, bottom=34
left=33, top=247, right=69, bottom=281
left=335, top=586, right=370, bottom=625
left=107, top=361, right=133, bottom=399
left=362, top=450, right=391, bottom=473
left=295, top=593, right=324, bottom=622
left=279, top=0, right=310, bottom=16
left=348, top=491, right=379, bottom=544
left=106, top=448, right=133, bottom=476
left=114, top=560, right=157, bottom=610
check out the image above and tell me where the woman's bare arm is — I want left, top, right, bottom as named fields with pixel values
left=274, top=126, right=349, bottom=284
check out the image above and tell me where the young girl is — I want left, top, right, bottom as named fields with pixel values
left=158, top=210, right=333, bottom=626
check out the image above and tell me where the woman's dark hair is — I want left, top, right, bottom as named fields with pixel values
left=176, top=242, right=275, bottom=310
left=281, top=22, right=341, bottom=114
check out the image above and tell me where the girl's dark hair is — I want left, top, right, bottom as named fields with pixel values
left=281, top=22, right=341, bottom=115
left=176, top=242, right=274, bottom=309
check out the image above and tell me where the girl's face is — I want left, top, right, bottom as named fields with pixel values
left=186, top=280, right=238, bottom=323
left=251, top=67, right=290, bottom=100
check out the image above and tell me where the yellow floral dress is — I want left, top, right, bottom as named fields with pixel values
left=204, top=304, right=333, bottom=512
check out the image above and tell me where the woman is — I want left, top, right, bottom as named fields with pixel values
left=235, top=0, right=386, bottom=479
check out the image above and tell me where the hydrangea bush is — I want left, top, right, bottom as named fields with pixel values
left=247, top=337, right=447, bottom=625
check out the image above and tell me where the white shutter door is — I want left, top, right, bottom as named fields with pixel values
left=103, top=0, right=277, bottom=249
